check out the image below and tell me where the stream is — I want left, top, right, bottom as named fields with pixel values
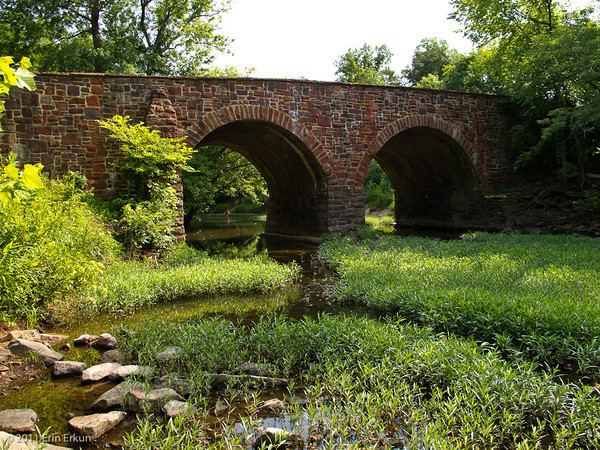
left=0, top=214, right=370, bottom=449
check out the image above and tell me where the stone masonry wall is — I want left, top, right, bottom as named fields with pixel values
left=0, top=73, right=511, bottom=234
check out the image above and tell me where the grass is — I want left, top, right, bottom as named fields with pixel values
left=118, top=315, right=600, bottom=449
left=320, top=231, right=600, bottom=379
left=48, top=243, right=300, bottom=321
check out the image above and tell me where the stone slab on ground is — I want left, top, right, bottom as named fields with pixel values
left=109, top=365, right=152, bottom=381
left=68, top=411, right=127, bottom=440
left=211, top=373, right=288, bottom=389
left=155, top=346, right=183, bottom=365
left=73, top=334, right=98, bottom=347
left=52, top=361, right=87, bottom=378
left=91, top=382, right=143, bottom=412
left=253, top=427, right=303, bottom=449
left=81, top=363, right=122, bottom=383
left=7, top=340, right=63, bottom=366
left=90, top=334, right=117, bottom=351
left=126, top=387, right=184, bottom=412
left=0, top=409, right=37, bottom=434
left=0, top=431, right=69, bottom=449
left=162, top=400, right=195, bottom=418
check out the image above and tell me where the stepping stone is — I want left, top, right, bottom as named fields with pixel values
left=109, top=365, right=152, bottom=381
left=162, top=400, right=195, bottom=418
left=156, top=346, right=183, bottom=364
left=81, top=363, right=122, bottom=383
left=260, top=398, right=286, bottom=412
left=0, top=409, right=37, bottom=434
left=100, top=349, right=124, bottom=364
left=0, top=331, right=40, bottom=343
left=90, top=334, right=117, bottom=351
left=156, top=375, right=192, bottom=397
left=0, top=431, right=69, bottom=449
left=68, top=411, right=127, bottom=440
left=125, top=387, right=184, bottom=413
left=52, top=361, right=87, bottom=378
left=91, top=382, right=143, bottom=412
left=7, top=339, right=63, bottom=366
left=74, top=334, right=98, bottom=347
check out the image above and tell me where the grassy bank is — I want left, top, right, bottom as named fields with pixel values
left=119, top=315, right=600, bottom=449
left=321, top=231, right=600, bottom=378
left=48, top=244, right=300, bottom=321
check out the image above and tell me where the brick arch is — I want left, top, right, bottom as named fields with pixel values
left=185, top=105, right=334, bottom=179
left=354, top=114, right=479, bottom=186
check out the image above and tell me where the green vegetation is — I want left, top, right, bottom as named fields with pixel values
left=182, top=146, right=268, bottom=228
left=364, top=160, right=394, bottom=210
left=365, top=214, right=394, bottom=233
left=0, top=161, right=118, bottom=325
left=0, top=56, right=35, bottom=129
left=322, top=232, right=600, bottom=378
left=88, top=244, right=299, bottom=316
left=335, top=44, right=400, bottom=85
left=120, top=315, right=600, bottom=449
left=99, top=115, right=196, bottom=255
left=0, top=0, right=230, bottom=74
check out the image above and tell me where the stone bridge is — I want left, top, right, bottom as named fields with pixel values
left=1, top=73, right=511, bottom=237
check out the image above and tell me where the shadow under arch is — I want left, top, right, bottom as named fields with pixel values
left=358, top=116, right=483, bottom=230
left=185, top=110, right=329, bottom=238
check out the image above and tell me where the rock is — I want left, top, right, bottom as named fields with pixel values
left=68, top=411, right=127, bottom=440
left=211, top=373, right=288, bottom=390
left=109, top=365, right=152, bottom=381
left=237, top=361, right=274, bottom=377
left=253, top=427, right=303, bottom=449
left=52, top=361, right=87, bottom=378
left=7, top=339, right=63, bottom=366
left=0, top=331, right=40, bottom=343
left=260, top=398, right=286, bottom=412
left=90, top=333, right=117, bottom=351
left=125, top=387, right=184, bottom=413
left=81, top=363, right=122, bottom=383
left=214, top=400, right=229, bottom=415
left=38, top=334, right=68, bottom=347
left=91, top=382, right=142, bottom=412
left=0, top=365, right=8, bottom=372
left=61, top=343, right=71, bottom=352
left=74, top=334, right=98, bottom=347
left=156, top=376, right=192, bottom=397
left=156, top=346, right=183, bottom=365
left=162, top=400, right=195, bottom=418
left=0, top=409, right=37, bottom=434
left=0, top=431, right=69, bottom=449
left=100, top=349, right=124, bottom=364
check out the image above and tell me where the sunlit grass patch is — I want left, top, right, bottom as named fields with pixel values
left=321, top=232, right=600, bottom=378
left=120, top=315, right=600, bottom=449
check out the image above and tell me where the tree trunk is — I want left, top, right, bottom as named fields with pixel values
left=90, top=0, right=104, bottom=72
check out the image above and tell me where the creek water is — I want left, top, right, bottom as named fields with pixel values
left=0, top=214, right=372, bottom=449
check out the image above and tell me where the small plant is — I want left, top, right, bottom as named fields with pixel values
left=0, top=56, right=36, bottom=130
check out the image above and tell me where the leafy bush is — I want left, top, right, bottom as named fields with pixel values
left=0, top=159, right=119, bottom=325
left=99, top=115, right=196, bottom=255
left=120, top=315, right=600, bottom=449
left=118, top=183, right=179, bottom=253
left=321, top=232, right=600, bottom=378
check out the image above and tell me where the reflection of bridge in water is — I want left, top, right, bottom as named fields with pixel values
left=2, top=73, right=512, bottom=237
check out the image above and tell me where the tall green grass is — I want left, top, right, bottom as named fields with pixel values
left=87, top=244, right=300, bottom=315
left=321, top=231, right=600, bottom=378
left=120, top=315, right=600, bottom=449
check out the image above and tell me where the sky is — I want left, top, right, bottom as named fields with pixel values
left=212, top=0, right=596, bottom=82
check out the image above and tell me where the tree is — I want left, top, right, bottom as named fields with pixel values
left=402, top=38, right=458, bottom=86
left=335, top=44, right=400, bottom=85
left=0, top=0, right=230, bottom=74
left=182, top=147, right=268, bottom=227
left=450, top=0, right=600, bottom=185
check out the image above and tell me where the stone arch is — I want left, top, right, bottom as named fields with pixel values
left=186, top=105, right=334, bottom=180
left=183, top=105, right=332, bottom=237
left=355, top=114, right=479, bottom=186
left=357, top=114, right=483, bottom=229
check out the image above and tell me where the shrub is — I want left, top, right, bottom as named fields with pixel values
left=99, top=115, right=196, bottom=255
left=0, top=159, right=119, bottom=325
